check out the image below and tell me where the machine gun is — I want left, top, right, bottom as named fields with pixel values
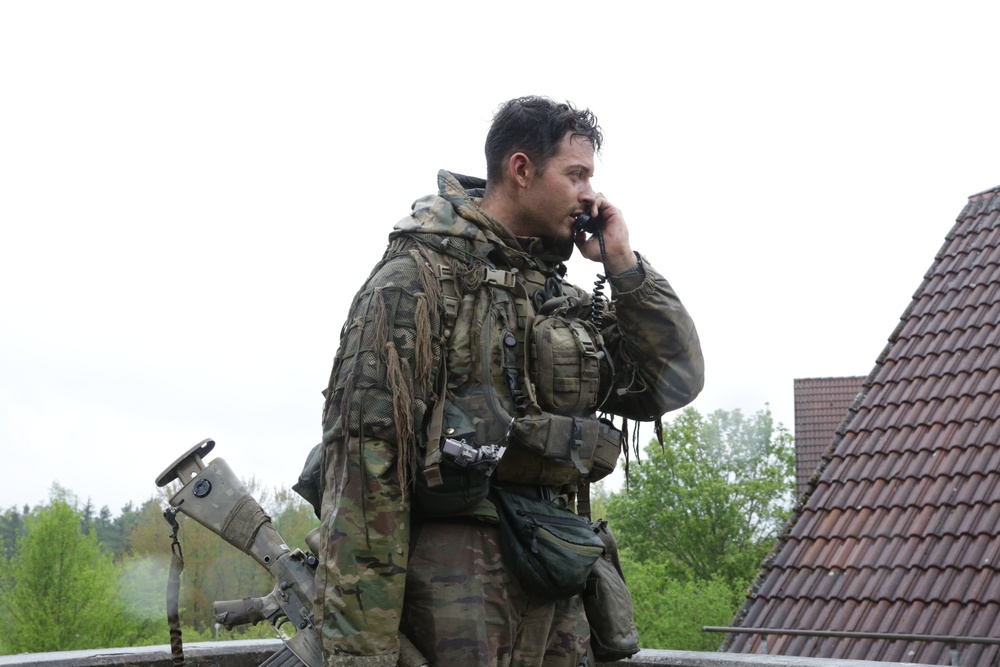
left=156, top=438, right=427, bottom=667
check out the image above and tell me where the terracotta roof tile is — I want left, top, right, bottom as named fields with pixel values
left=793, top=376, right=866, bottom=497
left=729, top=185, right=1000, bottom=664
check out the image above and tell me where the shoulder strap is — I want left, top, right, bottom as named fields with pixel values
left=164, top=508, right=186, bottom=666
left=422, top=358, right=449, bottom=488
left=577, top=481, right=592, bottom=521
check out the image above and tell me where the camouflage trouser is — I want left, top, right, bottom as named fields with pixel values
left=400, top=520, right=590, bottom=667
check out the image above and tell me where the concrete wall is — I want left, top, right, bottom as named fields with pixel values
left=0, top=640, right=940, bottom=667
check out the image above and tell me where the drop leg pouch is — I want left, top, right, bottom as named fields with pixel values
left=492, top=488, right=605, bottom=600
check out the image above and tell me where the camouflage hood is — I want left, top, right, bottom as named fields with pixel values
left=391, top=170, right=577, bottom=265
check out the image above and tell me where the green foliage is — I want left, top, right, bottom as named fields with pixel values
left=609, top=406, right=794, bottom=584
left=622, top=555, right=744, bottom=650
left=95, top=502, right=141, bottom=558
left=0, top=478, right=320, bottom=655
left=0, top=488, right=130, bottom=653
left=0, top=505, right=29, bottom=563
left=585, top=480, right=609, bottom=521
left=114, top=554, right=171, bottom=646
left=606, top=406, right=794, bottom=649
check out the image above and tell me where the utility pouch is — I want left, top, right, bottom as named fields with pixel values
left=415, top=404, right=495, bottom=517
left=492, top=488, right=605, bottom=599
left=414, top=374, right=497, bottom=518
left=529, top=310, right=604, bottom=413
left=413, top=450, right=491, bottom=517
left=498, top=414, right=622, bottom=485
left=584, top=519, right=640, bottom=662
left=584, top=418, right=624, bottom=483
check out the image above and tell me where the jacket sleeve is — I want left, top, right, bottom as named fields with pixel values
left=598, top=253, right=705, bottom=420
left=314, top=250, right=441, bottom=659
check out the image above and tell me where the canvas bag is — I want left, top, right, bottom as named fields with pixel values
left=584, top=519, right=640, bottom=661
left=492, top=488, right=605, bottom=599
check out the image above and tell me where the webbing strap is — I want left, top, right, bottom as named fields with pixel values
left=578, top=481, right=592, bottom=522
left=501, top=327, right=528, bottom=412
left=569, top=321, right=600, bottom=357
left=569, top=418, right=588, bottom=474
left=422, top=356, right=450, bottom=488
left=421, top=261, right=459, bottom=489
left=436, top=264, right=459, bottom=330
left=164, top=508, right=185, bottom=667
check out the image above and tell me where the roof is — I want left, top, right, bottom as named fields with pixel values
left=728, top=185, right=1000, bottom=665
left=793, top=376, right=866, bottom=498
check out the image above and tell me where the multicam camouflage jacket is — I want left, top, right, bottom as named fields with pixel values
left=307, top=170, right=704, bottom=660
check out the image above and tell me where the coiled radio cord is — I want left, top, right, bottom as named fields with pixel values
left=590, top=227, right=609, bottom=327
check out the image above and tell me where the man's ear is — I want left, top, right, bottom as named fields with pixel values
left=508, top=152, right=534, bottom=189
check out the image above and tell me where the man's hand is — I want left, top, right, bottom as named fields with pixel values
left=574, top=194, right=638, bottom=275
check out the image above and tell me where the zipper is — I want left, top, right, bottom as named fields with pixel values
left=516, top=509, right=604, bottom=557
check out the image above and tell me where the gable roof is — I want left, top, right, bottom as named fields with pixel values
left=793, top=376, right=866, bottom=498
left=728, top=185, right=1000, bottom=665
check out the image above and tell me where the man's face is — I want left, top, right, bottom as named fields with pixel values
left=519, top=134, right=596, bottom=241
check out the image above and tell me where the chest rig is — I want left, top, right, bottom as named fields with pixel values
left=410, top=234, right=622, bottom=517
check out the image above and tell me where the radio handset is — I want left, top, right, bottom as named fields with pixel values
left=573, top=212, right=604, bottom=235
left=573, top=211, right=609, bottom=328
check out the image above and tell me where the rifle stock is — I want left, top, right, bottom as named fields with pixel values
left=157, top=439, right=428, bottom=667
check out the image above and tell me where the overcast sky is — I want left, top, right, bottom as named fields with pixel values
left=2, top=2, right=998, bottom=514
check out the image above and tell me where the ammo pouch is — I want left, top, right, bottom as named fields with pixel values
left=497, top=414, right=622, bottom=486
left=492, top=488, right=605, bottom=600
left=584, top=519, right=640, bottom=661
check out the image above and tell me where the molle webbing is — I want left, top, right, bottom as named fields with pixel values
left=419, top=243, right=622, bottom=489
left=435, top=263, right=521, bottom=327
left=501, top=326, right=528, bottom=412
left=436, top=263, right=460, bottom=331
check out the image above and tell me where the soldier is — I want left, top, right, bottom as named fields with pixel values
left=300, top=96, right=704, bottom=666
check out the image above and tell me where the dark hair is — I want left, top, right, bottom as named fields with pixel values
left=484, top=96, right=603, bottom=184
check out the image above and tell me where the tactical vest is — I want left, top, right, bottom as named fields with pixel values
left=406, top=233, right=622, bottom=518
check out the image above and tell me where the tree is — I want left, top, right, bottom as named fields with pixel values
left=0, top=488, right=129, bottom=653
left=580, top=480, right=609, bottom=521
left=0, top=506, right=27, bottom=563
left=0, top=477, right=322, bottom=653
left=270, top=485, right=321, bottom=549
left=608, top=406, right=794, bottom=586
left=114, top=553, right=172, bottom=647
left=622, top=557, right=739, bottom=651
left=605, top=406, right=795, bottom=648
left=80, top=498, right=95, bottom=535
left=93, top=501, right=142, bottom=559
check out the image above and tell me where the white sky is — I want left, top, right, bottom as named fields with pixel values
left=2, top=1, right=998, bottom=514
